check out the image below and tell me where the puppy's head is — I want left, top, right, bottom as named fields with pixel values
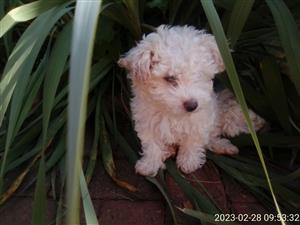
left=118, top=25, right=224, bottom=115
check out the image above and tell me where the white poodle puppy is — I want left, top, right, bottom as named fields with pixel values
left=118, top=25, right=265, bottom=176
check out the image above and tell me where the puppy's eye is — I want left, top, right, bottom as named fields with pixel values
left=164, top=75, right=178, bottom=86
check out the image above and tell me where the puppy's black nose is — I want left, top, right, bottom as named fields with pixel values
left=183, top=99, right=198, bottom=112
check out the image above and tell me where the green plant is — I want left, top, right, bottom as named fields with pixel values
left=0, top=0, right=300, bottom=224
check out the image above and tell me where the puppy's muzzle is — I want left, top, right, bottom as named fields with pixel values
left=183, top=99, right=198, bottom=112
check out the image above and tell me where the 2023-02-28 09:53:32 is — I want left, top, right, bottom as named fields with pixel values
left=214, top=213, right=300, bottom=222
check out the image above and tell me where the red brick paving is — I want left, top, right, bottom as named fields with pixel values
left=0, top=159, right=277, bottom=225
left=0, top=197, right=56, bottom=225
left=166, top=161, right=229, bottom=212
left=89, top=159, right=162, bottom=201
left=92, top=200, right=165, bottom=225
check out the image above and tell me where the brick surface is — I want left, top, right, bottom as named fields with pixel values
left=186, top=161, right=229, bottom=212
left=165, top=160, right=281, bottom=225
left=166, top=161, right=229, bottom=212
left=229, top=202, right=280, bottom=225
left=89, top=159, right=162, bottom=201
left=0, top=156, right=280, bottom=225
left=85, top=200, right=165, bottom=225
left=0, top=197, right=56, bottom=225
left=223, top=177, right=259, bottom=203
left=222, top=178, right=280, bottom=225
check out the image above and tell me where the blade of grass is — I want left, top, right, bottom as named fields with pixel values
left=179, top=208, right=240, bottom=225
left=12, top=96, right=97, bottom=197
left=0, top=5, right=71, bottom=192
left=103, top=108, right=138, bottom=164
left=231, top=133, right=300, bottom=148
left=55, top=179, right=65, bottom=225
left=79, top=168, right=99, bottom=225
left=5, top=109, right=65, bottom=174
left=26, top=46, right=49, bottom=225
left=85, top=108, right=100, bottom=184
left=0, top=0, right=68, bottom=37
left=14, top=54, right=47, bottom=140
left=210, top=155, right=300, bottom=211
left=0, top=1, right=12, bottom=58
left=122, top=0, right=141, bottom=37
left=66, top=0, right=102, bottom=224
left=0, top=4, right=71, bottom=127
left=0, top=153, right=41, bottom=205
left=53, top=58, right=112, bottom=110
left=191, top=174, right=223, bottom=212
left=266, top=0, right=300, bottom=96
left=0, top=111, right=66, bottom=205
left=226, top=0, right=254, bottom=47
left=103, top=110, right=178, bottom=225
left=166, top=160, right=219, bottom=213
left=31, top=156, right=46, bottom=225
left=1, top=120, right=41, bottom=162
left=99, top=114, right=114, bottom=181
left=106, top=74, right=137, bottom=192
left=213, top=0, right=234, bottom=10
left=43, top=21, right=72, bottom=143
left=260, top=56, right=292, bottom=133
left=147, top=177, right=178, bottom=225
left=200, top=1, right=286, bottom=224
left=46, top=136, right=66, bottom=172
left=100, top=114, right=137, bottom=192
left=169, top=0, right=183, bottom=24
left=102, top=2, right=139, bottom=38
left=217, top=74, right=272, bottom=119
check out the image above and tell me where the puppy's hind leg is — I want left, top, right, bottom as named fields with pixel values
left=207, top=137, right=239, bottom=155
left=217, top=90, right=266, bottom=137
left=135, top=140, right=165, bottom=177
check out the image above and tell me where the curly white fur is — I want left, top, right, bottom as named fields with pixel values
left=118, top=25, right=265, bottom=176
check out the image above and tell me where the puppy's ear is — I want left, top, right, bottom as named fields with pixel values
left=118, top=48, right=155, bottom=81
left=203, top=35, right=225, bottom=74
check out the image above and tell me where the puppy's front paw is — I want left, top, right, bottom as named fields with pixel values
left=135, top=157, right=165, bottom=177
left=176, top=150, right=206, bottom=174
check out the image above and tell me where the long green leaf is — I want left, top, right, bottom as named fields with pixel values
left=260, top=56, right=291, bottom=133
left=0, top=4, right=71, bottom=127
left=122, top=0, right=141, bottom=37
left=66, top=0, right=102, bottom=224
left=103, top=110, right=178, bottom=225
left=31, top=157, right=46, bottom=225
left=0, top=5, right=71, bottom=192
left=266, top=0, right=300, bottom=96
left=102, top=2, right=139, bottom=38
left=100, top=114, right=115, bottom=179
left=200, top=1, right=286, bottom=224
left=80, top=168, right=99, bottom=225
left=0, top=0, right=12, bottom=58
left=179, top=208, right=239, bottom=225
left=166, top=160, right=219, bottom=214
left=103, top=108, right=138, bottom=164
left=14, top=55, right=47, bottom=140
left=213, top=0, right=234, bottom=10
left=85, top=100, right=101, bottom=184
left=0, top=0, right=68, bottom=37
left=100, top=111, right=137, bottom=192
left=231, top=133, right=300, bottom=148
left=43, top=21, right=72, bottom=143
left=226, top=0, right=254, bottom=47
left=147, top=177, right=178, bottom=225
left=169, top=0, right=183, bottom=24
left=5, top=109, right=65, bottom=173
